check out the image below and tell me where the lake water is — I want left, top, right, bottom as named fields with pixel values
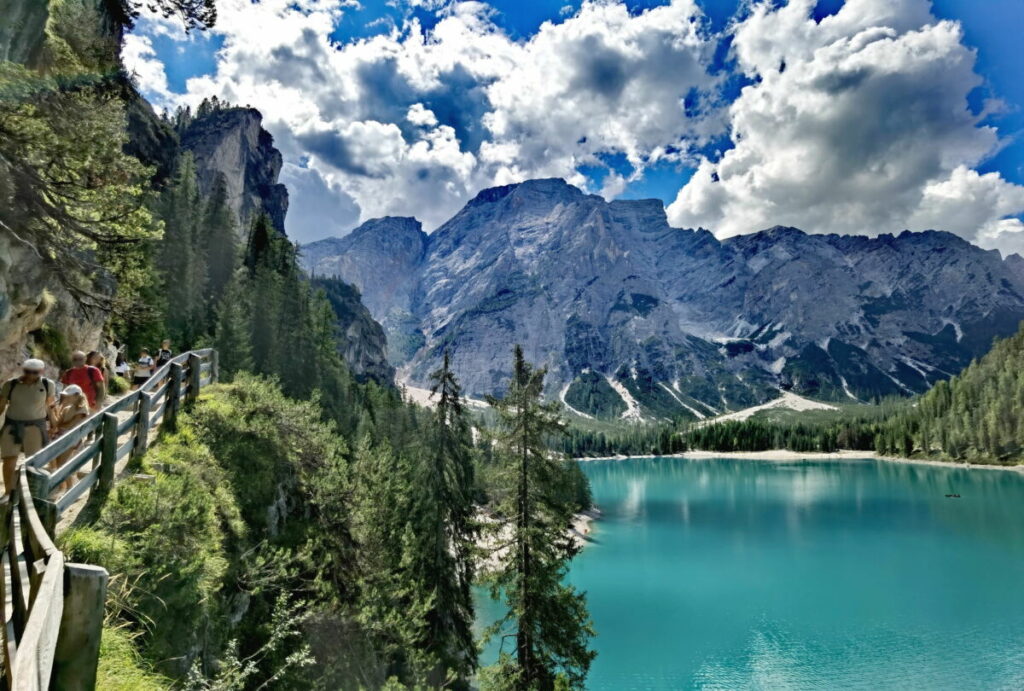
left=476, top=457, right=1024, bottom=690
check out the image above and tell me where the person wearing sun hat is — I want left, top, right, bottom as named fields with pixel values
left=50, top=384, right=91, bottom=492
left=0, top=359, right=58, bottom=493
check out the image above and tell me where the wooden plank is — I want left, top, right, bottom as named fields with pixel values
left=199, top=375, right=212, bottom=388
left=115, top=439, right=133, bottom=462
left=133, top=392, right=152, bottom=460
left=99, top=414, right=117, bottom=491
left=115, top=412, right=139, bottom=436
left=9, top=506, right=30, bottom=634
left=148, top=379, right=169, bottom=404
left=45, top=440, right=100, bottom=494
left=188, top=354, right=201, bottom=403
left=12, top=550, right=63, bottom=690
left=24, top=419, right=100, bottom=470
left=104, top=392, right=140, bottom=416
left=150, top=399, right=167, bottom=426
left=2, top=549, right=17, bottom=689
left=210, top=349, right=219, bottom=383
left=55, top=468, right=99, bottom=515
left=167, top=363, right=184, bottom=427
left=19, top=470, right=56, bottom=560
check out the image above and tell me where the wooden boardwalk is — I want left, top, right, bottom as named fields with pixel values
left=0, top=349, right=217, bottom=689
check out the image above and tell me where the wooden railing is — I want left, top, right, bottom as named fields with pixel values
left=0, top=349, right=218, bottom=689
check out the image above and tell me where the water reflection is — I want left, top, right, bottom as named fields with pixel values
left=553, top=456, right=1024, bottom=689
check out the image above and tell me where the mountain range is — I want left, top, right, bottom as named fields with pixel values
left=302, top=178, right=1024, bottom=420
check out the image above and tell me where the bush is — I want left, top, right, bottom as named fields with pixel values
left=108, top=375, right=130, bottom=395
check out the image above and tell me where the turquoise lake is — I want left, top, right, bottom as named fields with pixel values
left=476, top=457, right=1024, bottom=689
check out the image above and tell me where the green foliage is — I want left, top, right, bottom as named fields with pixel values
left=0, top=61, right=159, bottom=311
left=564, top=372, right=626, bottom=419
left=108, top=375, right=131, bottom=395
left=96, top=626, right=173, bottom=691
left=873, top=321, right=1024, bottom=464
left=482, top=346, right=596, bottom=690
left=32, top=323, right=71, bottom=368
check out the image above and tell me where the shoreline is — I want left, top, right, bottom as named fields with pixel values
left=574, top=449, right=1024, bottom=472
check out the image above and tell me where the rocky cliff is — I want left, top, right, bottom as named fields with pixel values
left=180, top=108, right=289, bottom=234
left=313, top=278, right=396, bottom=385
left=303, top=178, right=1024, bottom=418
left=0, top=0, right=391, bottom=388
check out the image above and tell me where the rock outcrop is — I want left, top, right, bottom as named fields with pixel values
left=180, top=108, right=289, bottom=234
left=303, top=178, right=1024, bottom=418
left=314, top=278, right=396, bottom=385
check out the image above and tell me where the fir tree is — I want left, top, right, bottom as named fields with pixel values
left=406, top=350, right=478, bottom=685
left=202, top=172, right=238, bottom=322
left=483, top=346, right=595, bottom=691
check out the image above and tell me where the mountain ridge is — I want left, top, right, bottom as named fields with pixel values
left=301, top=178, right=1024, bottom=418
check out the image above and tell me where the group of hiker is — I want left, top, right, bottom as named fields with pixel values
left=0, top=340, right=175, bottom=493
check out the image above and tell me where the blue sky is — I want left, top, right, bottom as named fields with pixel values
left=125, top=0, right=1024, bottom=253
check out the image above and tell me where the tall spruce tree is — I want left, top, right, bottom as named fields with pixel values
left=157, top=153, right=207, bottom=347
left=213, top=270, right=254, bottom=379
left=202, top=173, right=238, bottom=322
left=483, top=346, right=595, bottom=691
left=407, top=350, right=477, bottom=685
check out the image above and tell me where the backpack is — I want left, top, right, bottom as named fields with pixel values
left=3, top=376, right=54, bottom=401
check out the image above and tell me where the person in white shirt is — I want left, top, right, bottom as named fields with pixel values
left=133, top=348, right=155, bottom=389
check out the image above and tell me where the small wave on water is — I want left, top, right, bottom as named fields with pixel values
left=687, top=616, right=1024, bottom=691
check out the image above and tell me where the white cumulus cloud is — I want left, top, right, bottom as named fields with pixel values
left=666, top=0, right=1024, bottom=255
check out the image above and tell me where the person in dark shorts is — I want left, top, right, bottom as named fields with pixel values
left=133, top=349, right=155, bottom=389
left=156, top=339, right=173, bottom=368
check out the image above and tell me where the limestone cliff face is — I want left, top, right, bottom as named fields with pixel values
left=314, top=278, right=396, bottom=385
left=301, top=217, right=427, bottom=364
left=304, top=178, right=1024, bottom=418
left=180, top=108, right=289, bottom=234
left=0, top=232, right=103, bottom=381
left=0, top=0, right=48, bottom=65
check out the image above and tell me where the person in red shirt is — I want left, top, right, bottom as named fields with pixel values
left=61, top=350, right=106, bottom=412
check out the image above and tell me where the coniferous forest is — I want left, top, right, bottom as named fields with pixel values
left=566, top=321, right=1024, bottom=466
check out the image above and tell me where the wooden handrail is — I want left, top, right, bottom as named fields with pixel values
left=0, top=349, right=218, bottom=688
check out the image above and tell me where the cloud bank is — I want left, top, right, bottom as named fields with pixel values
left=124, top=0, right=1024, bottom=254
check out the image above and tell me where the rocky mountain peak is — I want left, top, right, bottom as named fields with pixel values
left=303, top=179, right=1024, bottom=418
left=180, top=107, right=289, bottom=234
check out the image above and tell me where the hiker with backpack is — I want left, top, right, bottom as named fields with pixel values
left=61, top=350, right=106, bottom=412
left=0, top=359, right=57, bottom=493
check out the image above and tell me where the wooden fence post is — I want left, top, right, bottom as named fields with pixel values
left=99, top=413, right=117, bottom=491
left=167, top=362, right=183, bottom=428
left=26, top=466, right=57, bottom=538
left=210, top=349, right=219, bottom=384
left=52, top=563, right=108, bottom=691
left=187, top=352, right=202, bottom=405
left=134, top=392, right=152, bottom=460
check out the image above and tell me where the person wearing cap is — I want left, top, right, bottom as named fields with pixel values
left=50, top=385, right=90, bottom=492
left=61, top=350, right=106, bottom=412
left=0, top=359, right=57, bottom=492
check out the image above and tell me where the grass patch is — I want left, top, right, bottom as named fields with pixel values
left=97, top=625, right=172, bottom=690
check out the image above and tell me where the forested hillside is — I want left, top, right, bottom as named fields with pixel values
left=2, top=2, right=596, bottom=688
left=568, top=322, right=1024, bottom=466
left=873, top=323, right=1024, bottom=463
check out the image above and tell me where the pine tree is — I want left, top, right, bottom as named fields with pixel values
left=406, top=350, right=477, bottom=685
left=213, top=270, right=253, bottom=378
left=483, top=346, right=595, bottom=691
left=157, top=153, right=207, bottom=347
